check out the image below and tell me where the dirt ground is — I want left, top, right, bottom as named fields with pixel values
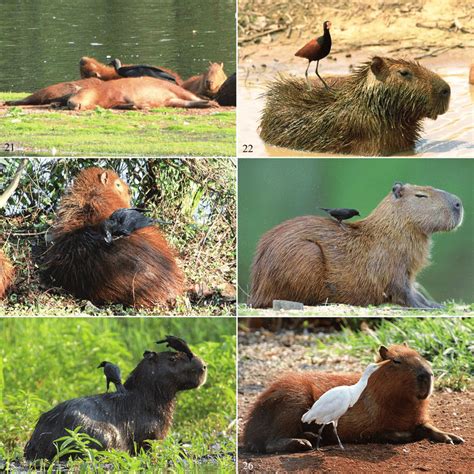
left=238, top=330, right=474, bottom=473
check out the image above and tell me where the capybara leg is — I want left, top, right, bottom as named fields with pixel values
left=165, top=98, right=215, bottom=109
left=412, top=290, right=444, bottom=309
left=265, top=437, right=313, bottom=453
left=302, top=431, right=320, bottom=447
left=416, top=423, right=464, bottom=444
left=379, top=431, right=416, bottom=443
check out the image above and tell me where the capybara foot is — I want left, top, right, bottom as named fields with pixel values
left=266, top=437, right=313, bottom=453
left=417, top=423, right=465, bottom=444
left=303, top=431, right=320, bottom=447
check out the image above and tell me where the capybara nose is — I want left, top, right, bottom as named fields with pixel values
left=417, top=371, right=431, bottom=383
left=453, top=200, right=462, bottom=210
left=440, top=85, right=450, bottom=97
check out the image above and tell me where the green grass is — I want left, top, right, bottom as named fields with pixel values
left=312, top=317, right=473, bottom=391
left=0, top=93, right=235, bottom=157
left=0, top=318, right=236, bottom=472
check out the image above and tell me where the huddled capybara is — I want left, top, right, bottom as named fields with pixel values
left=182, top=62, right=227, bottom=98
left=25, top=346, right=207, bottom=460
left=250, top=182, right=463, bottom=309
left=80, top=56, right=120, bottom=81
left=40, top=167, right=184, bottom=307
left=260, top=56, right=451, bottom=156
left=0, top=249, right=14, bottom=299
left=215, top=72, right=236, bottom=106
left=67, top=77, right=217, bottom=110
left=4, top=78, right=102, bottom=106
left=243, top=344, right=464, bottom=453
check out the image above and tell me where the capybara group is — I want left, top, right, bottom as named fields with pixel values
left=40, top=167, right=184, bottom=308
left=182, top=62, right=228, bottom=98
left=250, top=182, right=463, bottom=309
left=260, top=57, right=451, bottom=156
left=243, top=344, right=464, bottom=453
left=0, top=249, right=14, bottom=299
left=25, top=345, right=207, bottom=460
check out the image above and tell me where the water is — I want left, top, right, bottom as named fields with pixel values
left=0, top=0, right=236, bottom=92
left=238, top=62, right=474, bottom=158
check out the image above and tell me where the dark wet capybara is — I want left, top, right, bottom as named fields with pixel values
left=215, top=73, right=236, bottom=106
left=243, top=344, right=464, bottom=453
left=260, top=56, right=451, bottom=156
left=25, top=348, right=207, bottom=460
left=250, top=182, right=463, bottom=309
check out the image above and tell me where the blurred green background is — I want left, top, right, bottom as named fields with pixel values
left=0, top=317, right=236, bottom=467
left=238, top=159, right=473, bottom=304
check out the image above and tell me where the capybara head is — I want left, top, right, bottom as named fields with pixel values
left=205, top=62, right=227, bottom=95
left=126, top=350, right=207, bottom=393
left=79, top=56, right=117, bottom=80
left=386, top=182, right=463, bottom=233
left=368, top=57, right=450, bottom=120
left=373, top=344, right=434, bottom=400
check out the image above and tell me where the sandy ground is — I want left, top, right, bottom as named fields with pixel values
left=238, top=329, right=474, bottom=473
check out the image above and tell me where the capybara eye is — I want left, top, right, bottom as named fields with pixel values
left=392, top=358, right=402, bottom=364
left=398, top=70, right=411, bottom=77
left=415, top=193, right=428, bottom=198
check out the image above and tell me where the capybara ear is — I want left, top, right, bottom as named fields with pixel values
left=392, top=182, right=404, bottom=199
left=220, top=62, right=224, bottom=68
left=403, top=341, right=409, bottom=347
left=370, top=56, right=386, bottom=78
left=379, top=345, right=390, bottom=360
left=100, top=171, right=109, bottom=186
left=143, top=350, right=157, bottom=359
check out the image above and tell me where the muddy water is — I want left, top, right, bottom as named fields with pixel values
left=238, top=62, right=474, bottom=158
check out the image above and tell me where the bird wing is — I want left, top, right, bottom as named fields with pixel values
left=301, top=386, right=351, bottom=424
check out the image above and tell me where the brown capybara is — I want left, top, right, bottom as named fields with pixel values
left=243, top=344, right=464, bottom=453
left=4, top=78, right=102, bottom=106
left=40, top=167, right=183, bottom=308
left=469, top=64, right=474, bottom=85
left=0, top=249, right=14, bottom=299
left=250, top=182, right=463, bottom=309
left=182, top=62, right=227, bottom=98
left=67, top=77, right=217, bottom=110
left=260, top=56, right=451, bottom=156
left=215, top=72, right=236, bottom=106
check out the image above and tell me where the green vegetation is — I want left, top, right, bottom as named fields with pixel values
left=0, top=94, right=235, bottom=157
left=0, top=318, right=236, bottom=472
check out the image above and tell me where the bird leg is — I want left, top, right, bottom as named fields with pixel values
left=332, top=421, right=345, bottom=450
left=315, top=61, right=330, bottom=90
left=316, top=424, right=325, bottom=450
left=305, top=61, right=312, bottom=90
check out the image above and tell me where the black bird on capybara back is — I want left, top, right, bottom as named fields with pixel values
left=260, top=56, right=451, bottom=156
left=24, top=340, right=207, bottom=461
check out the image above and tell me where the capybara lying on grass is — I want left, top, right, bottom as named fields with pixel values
left=243, top=344, right=464, bottom=453
left=260, top=57, right=451, bottom=156
left=182, top=62, right=227, bottom=98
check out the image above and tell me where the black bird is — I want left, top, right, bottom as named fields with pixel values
left=97, top=361, right=125, bottom=393
left=156, top=335, right=194, bottom=360
left=101, top=208, right=157, bottom=244
left=320, top=207, right=360, bottom=223
left=110, top=58, right=178, bottom=84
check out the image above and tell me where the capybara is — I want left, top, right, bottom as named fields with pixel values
left=469, top=64, right=474, bottom=85
left=182, top=62, right=227, bottom=98
left=67, top=77, right=217, bottom=110
left=243, top=344, right=464, bottom=453
left=215, top=72, right=236, bottom=106
left=4, top=78, right=102, bottom=106
left=250, top=182, right=463, bottom=309
left=260, top=56, right=451, bottom=156
left=40, top=167, right=183, bottom=308
left=25, top=347, right=207, bottom=460
left=0, top=249, right=14, bottom=299
left=79, top=56, right=121, bottom=81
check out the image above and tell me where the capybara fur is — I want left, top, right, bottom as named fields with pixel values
left=469, top=64, right=474, bottom=85
left=260, top=56, right=451, bottom=156
left=4, top=78, right=102, bottom=106
left=215, top=73, right=236, bottom=106
left=67, top=77, right=217, bottom=110
left=243, top=344, right=464, bottom=454
left=25, top=349, right=207, bottom=460
left=182, top=62, right=227, bottom=98
left=250, top=183, right=463, bottom=309
left=40, top=167, right=184, bottom=308
left=0, top=249, right=14, bottom=299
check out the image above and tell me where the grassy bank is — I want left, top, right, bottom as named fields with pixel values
left=0, top=318, right=236, bottom=472
left=0, top=94, right=235, bottom=157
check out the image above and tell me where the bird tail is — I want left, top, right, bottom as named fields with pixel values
left=320, top=208, right=329, bottom=212
left=301, top=410, right=313, bottom=424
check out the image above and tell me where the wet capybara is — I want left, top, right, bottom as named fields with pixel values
left=25, top=346, right=207, bottom=460
left=67, top=77, right=217, bottom=110
left=4, top=78, right=102, bottom=106
left=215, top=72, right=236, bottom=106
left=250, top=182, right=463, bottom=309
left=260, top=56, right=451, bottom=156
left=79, top=56, right=120, bottom=80
left=0, top=249, right=14, bottom=298
left=182, top=62, right=227, bottom=98
left=40, top=167, right=184, bottom=308
left=243, top=344, right=464, bottom=453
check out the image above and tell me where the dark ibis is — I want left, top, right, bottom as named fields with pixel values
left=320, top=207, right=360, bottom=223
left=295, top=21, right=332, bottom=89
left=110, top=58, right=178, bottom=84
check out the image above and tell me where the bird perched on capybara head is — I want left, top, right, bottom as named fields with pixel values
left=250, top=182, right=463, bottom=309
left=243, top=344, right=464, bottom=454
left=260, top=56, right=451, bottom=156
left=40, top=167, right=183, bottom=308
left=0, top=249, right=14, bottom=299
